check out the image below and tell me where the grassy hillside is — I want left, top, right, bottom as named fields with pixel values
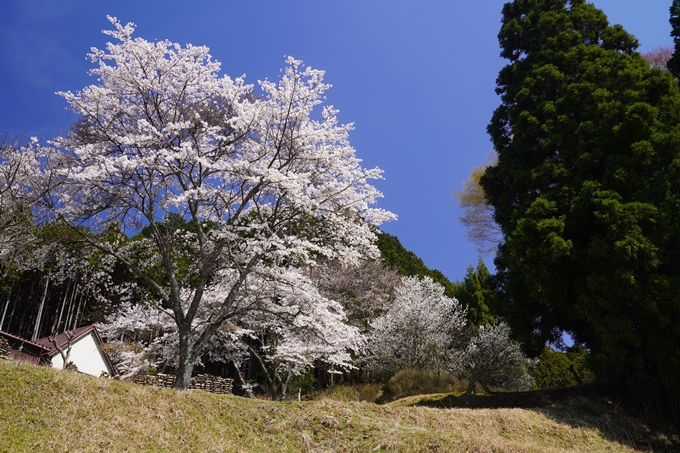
left=1, top=360, right=676, bottom=452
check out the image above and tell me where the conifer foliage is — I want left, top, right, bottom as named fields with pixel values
left=482, top=0, right=680, bottom=421
left=668, top=0, right=680, bottom=79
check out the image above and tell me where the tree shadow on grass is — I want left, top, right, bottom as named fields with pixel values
left=390, top=385, right=679, bottom=452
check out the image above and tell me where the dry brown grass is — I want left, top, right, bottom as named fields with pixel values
left=0, top=360, right=676, bottom=452
left=380, top=369, right=464, bottom=402
left=315, top=383, right=384, bottom=403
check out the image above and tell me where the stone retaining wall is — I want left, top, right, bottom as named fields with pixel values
left=132, top=373, right=233, bottom=394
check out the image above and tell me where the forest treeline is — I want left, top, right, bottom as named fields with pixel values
left=0, top=212, right=587, bottom=403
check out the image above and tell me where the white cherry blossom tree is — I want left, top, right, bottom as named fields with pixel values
left=0, top=134, right=55, bottom=274
left=367, top=276, right=467, bottom=374
left=99, top=267, right=363, bottom=397
left=453, top=320, right=535, bottom=405
left=53, top=17, right=393, bottom=389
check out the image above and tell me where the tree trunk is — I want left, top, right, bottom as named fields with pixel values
left=5, top=281, right=20, bottom=333
left=73, top=289, right=87, bottom=329
left=53, top=279, right=71, bottom=334
left=233, top=362, right=254, bottom=397
left=247, top=344, right=278, bottom=399
left=174, top=324, right=194, bottom=390
left=480, top=380, right=492, bottom=394
left=465, top=379, right=476, bottom=407
left=282, top=364, right=293, bottom=402
left=0, top=282, right=13, bottom=330
left=32, top=273, right=50, bottom=341
left=64, top=284, right=78, bottom=332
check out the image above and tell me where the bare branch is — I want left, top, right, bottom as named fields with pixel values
left=48, top=331, right=76, bottom=367
left=453, top=151, right=502, bottom=256
left=641, top=45, right=673, bottom=69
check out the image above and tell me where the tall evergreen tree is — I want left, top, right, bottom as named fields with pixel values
left=452, top=258, right=495, bottom=328
left=482, top=0, right=680, bottom=422
left=667, top=0, right=680, bottom=79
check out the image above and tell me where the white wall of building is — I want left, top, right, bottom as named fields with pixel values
left=50, top=331, right=110, bottom=377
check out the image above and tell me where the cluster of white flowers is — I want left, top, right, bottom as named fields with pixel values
left=367, top=276, right=534, bottom=400
left=367, top=276, right=467, bottom=373
left=46, top=17, right=394, bottom=387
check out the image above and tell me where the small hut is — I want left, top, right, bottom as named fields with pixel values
left=33, top=325, right=117, bottom=377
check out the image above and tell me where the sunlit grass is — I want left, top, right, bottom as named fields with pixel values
left=1, top=360, right=676, bottom=452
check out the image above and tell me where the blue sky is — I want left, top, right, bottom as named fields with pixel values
left=0, top=0, right=673, bottom=283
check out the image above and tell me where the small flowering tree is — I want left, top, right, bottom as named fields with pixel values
left=454, top=320, right=535, bottom=405
left=367, top=276, right=467, bottom=374
left=52, top=17, right=393, bottom=389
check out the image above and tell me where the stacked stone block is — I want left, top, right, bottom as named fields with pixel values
left=132, top=372, right=233, bottom=394
left=0, top=337, right=10, bottom=359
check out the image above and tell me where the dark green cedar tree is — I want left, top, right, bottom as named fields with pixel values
left=667, top=0, right=680, bottom=79
left=481, top=0, right=680, bottom=421
left=452, top=258, right=496, bottom=328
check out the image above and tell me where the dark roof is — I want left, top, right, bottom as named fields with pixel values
left=0, top=330, right=52, bottom=366
left=34, top=325, right=118, bottom=376
left=34, top=324, right=98, bottom=354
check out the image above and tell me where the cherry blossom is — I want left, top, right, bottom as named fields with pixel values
left=54, top=17, right=393, bottom=388
left=367, top=276, right=467, bottom=374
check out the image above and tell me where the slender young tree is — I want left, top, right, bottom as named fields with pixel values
left=52, top=17, right=393, bottom=389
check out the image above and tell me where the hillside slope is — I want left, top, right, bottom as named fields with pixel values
left=0, top=361, right=675, bottom=452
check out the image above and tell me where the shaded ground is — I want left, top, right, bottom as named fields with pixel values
left=389, top=385, right=680, bottom=452
left=389, top=385, right=608, bottom=409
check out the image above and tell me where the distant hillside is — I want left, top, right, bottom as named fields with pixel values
left=376, top=231, right=452, bottom=288
left=376, top=232, right=496, bottom=325
left=1, top=360, right=677, bottom=452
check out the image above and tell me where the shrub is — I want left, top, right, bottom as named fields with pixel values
left=453, top=320, right=535, bottom=405
left=382, top=369, right=462, bottom=402
left=318, top=383, right=383, bottom=403
left=533, top=345, right=596, bottom=389
left=290, top=370, right=318, bottom=396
